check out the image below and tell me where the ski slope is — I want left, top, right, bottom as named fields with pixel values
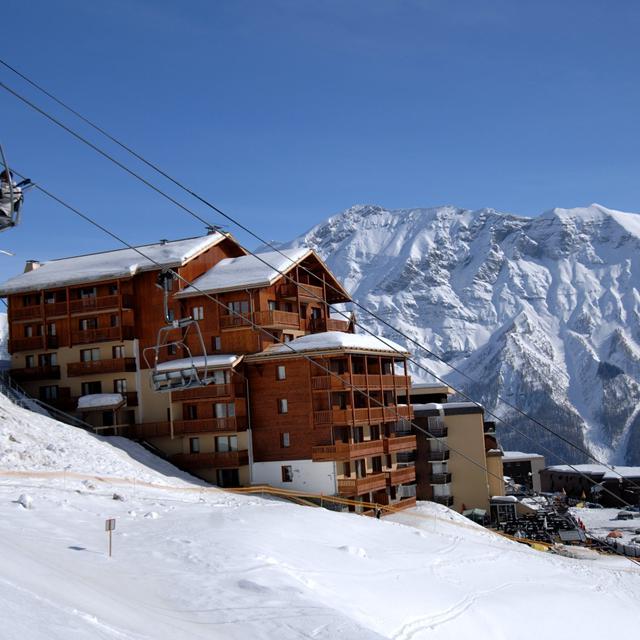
left=1, top=393, right=639, bottom=639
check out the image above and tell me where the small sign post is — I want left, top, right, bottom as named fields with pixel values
left=105, top=518, right=116, bottom=557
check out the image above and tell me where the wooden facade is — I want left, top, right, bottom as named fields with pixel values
left=1, top=234, right=418, bottom=510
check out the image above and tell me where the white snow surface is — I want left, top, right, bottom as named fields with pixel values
left=0, top=234, right=225, bottom=295
left=254, top=330, right=408, bottom=357
left=155, top=354, right=241, bottom=372
left=0, top=392, right=640, bottom=638
left=177, top=247, right=311, bottom=296
left=547, top=463, right=640, bottom=479
left=280, top=203, right=640, bottom=465
left=77, top=394, right=124, bottom=410
left=502, top=451, right=545, bottom=461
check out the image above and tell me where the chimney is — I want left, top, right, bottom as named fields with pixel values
left=24, top=260, right=40, bottom=273
left=159, top=239, right=168, bottom=245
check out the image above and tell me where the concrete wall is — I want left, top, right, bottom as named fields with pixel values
left=251, top=459, right=337, bottom=494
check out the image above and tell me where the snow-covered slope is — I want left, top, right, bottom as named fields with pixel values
left=282, top=203, right=640, bottom=465
left=1, top=392, right=639, bottom=639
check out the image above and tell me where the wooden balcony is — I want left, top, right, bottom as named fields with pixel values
left=394, top=496, right=417, bottom=510
left=386, top=466, right=417, bottom=485
left=337, top=473, right=387, bottom=496
left=9, top=336, right=45, bottom=352
left=311, top=374, right=409, bottom=392
left=308, top=317, right=350, bottom=333
left=172, top=416, right=248, bottom=435
left=44, top=301, right=69, bottom=317
left=132, top=421, right=171, bottom=438
left=70, top=325, right=134, bottom=345
left=219, top=309, right=300, bottom=330
left=278, top=281, right=324, bottom=301
left=428, top=450, right=450, bottom=462
left=12, top=305, right=42, bottom=321
left=172, top=383, right=238, bottom=401
left=11, top=365, right=61, bottom=382
left=384, top=434, right=417, bottom=454
left=311, top=439, right=384, bottom=462
left=171, top=450, right=249, bottom=470
left=69, top=294, right=133, bottom=314
left=67, top=357, right=136, bottom=377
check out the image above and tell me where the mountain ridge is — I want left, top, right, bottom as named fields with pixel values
left=281, top=203, right=640, bottom=465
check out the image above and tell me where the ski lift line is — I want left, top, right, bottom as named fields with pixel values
left=5, top=169, right=637, bottom=513
left=1, top=78, right=636, bottom=498
left=0, top=169, right=534, bottom=499
left=0, top=71, right=628, bottom=489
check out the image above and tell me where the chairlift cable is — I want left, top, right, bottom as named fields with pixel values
left=1, top=74, right=638, bottom=496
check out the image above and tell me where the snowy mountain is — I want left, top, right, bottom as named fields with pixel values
left=282, top=203, right=640, bottom=465
left=1, top=390, right=639, bottom=639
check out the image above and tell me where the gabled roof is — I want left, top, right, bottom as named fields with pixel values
left=0, top=234, right=228, bottom=295
left=246, top=331, right=408, bottom=361
left=175, top=247, right=351, bottom=301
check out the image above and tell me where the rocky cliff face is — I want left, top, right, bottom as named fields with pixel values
left=282, top=203, right=640, bottom=465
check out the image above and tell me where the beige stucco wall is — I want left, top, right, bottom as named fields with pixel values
left=446, top=412, right=491, bottom=511
left=486, top=453, right=505, bottom=498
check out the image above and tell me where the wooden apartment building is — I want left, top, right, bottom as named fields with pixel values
left=0, top=233, right=417, bottom=510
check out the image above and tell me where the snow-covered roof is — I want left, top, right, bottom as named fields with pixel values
left=502, top=451, right=545, bottom=462
left=155, top=354, right=242, bottom=372
left=545, top=464, right=640, bottom=480
left=176, top=247, right=314, bottom=297
left=0, top=234, right=227, bottom=295
left=411, top=382, right=452, bottom=392
left=412, top=401, right=483, bottom=413
left=248, top=331, right=408, bottom=359
left=77, top=393, right=124, bottom=411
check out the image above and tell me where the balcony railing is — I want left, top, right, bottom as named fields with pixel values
left=172, top=383, right=237, bottom=401
left=44, top=301, right=69, bottom=317
left=311, top=374, right=409, bottom=392
left=219, top=309, right=300, bottom=330
left=433, top=495, right=454, bottom=507
left=12, top=305, right=42, bottom=321
left=278, top=282, right=324, bottom=301
left=384, top=434, right=417, bottom=454
left=430, top=473, right=452, bottom=485
left=67, top=357, right=136, bottom=377
left=9, top=336, right=46, bottom=352
left=10, top=365, right=61, bottom=382
left=386, top=466, right=416, bottom=485
left=337, top=473, right=387, bottom=496
left=171, top=450, right=249, bottom=470
left=428, top=450, right=450, bottom=462
left=311, top=439, right=384, bottom=462
left=313, top=404, right=411, bottom=426
left=70, top=325, right=134, bottom=345
left=172, top=416, right=248, bottom=435
left=69, top=294, right=133, bottom=314
left=308, top=317, right=350, bottom=333
left=132, top=421, right=171, bottom=438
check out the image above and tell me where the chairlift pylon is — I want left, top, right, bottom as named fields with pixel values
left=0, top=143, right=32, bottom=233
left=143, top=270, right=213, bottom=393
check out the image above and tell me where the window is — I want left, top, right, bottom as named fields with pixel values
left=24, top=325, right=33, bottom=338
left=281, top=432, right=290, bottom=448
left=110, top=314, right=119, bottom=327
left=39, top=353, right=57, bottom=367
left=311, top=307, right=321, bottom=320
left=167, top=343, right=177, bottom=355
left=215, top=435, right=238, bottom=452
left=213, top=370, right=230, bottom=385
left=185, top=405, right=198, bottom=420
left=112, top=345, right=125, bottom=359
left=79, top=318, right=97, bottom=331
left=108, top=284, right=118, bottom=296
left=281, top=466, right=293, bottom=483
left=167, top=309, right=175, bottom=322
left=114, top=379, right=127, bottom=393
left=39, top=385, right=59, bottom=401
left=37, top=324, right=44, bottom=336
left=278, top=398, right=288, bottom=414
left=372, top=456, right=383, bottom=473
left=214, top=402, right=235, bottom=418
left=189, top=437, right=200, bottom=454
left=79, top=287, right=96, bottom=299
left=81, top=381, right=102, bottom=395
left=192, top=306, right=204, bottom=320
left=228, top=300, right=249, bottom=315
left=25, top=354, right=35, bottom=368
left=276, top=365, right=286, bottom=380
left=44, top=292, right=55, bottom=304
left=268, top=300, right=277, bottom=311
left=283, top=333, right=293, bottom=343
left=80, top=348, right=101, bottom=362
left=47, top=322, right=56, bottom=336
left=22, top=294, right=32, bottom=306
left=212, top=336, right=222, bottom=351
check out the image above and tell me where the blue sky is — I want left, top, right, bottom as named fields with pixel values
left=2, top=0, right=640, bottom=281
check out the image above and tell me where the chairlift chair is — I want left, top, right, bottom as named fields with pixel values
left=0, top=143, right=32, bottom=232
left=143, top=270, right=213, bottom=393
